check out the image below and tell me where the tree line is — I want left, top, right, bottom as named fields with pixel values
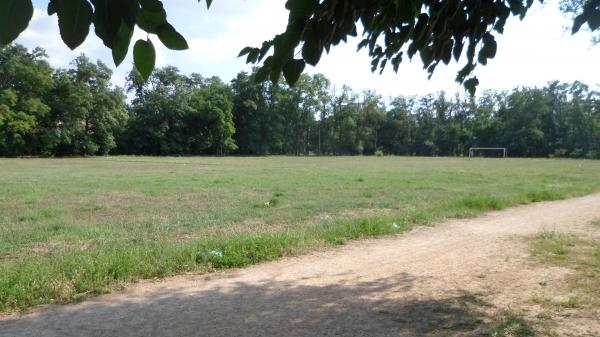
left=1, top=44, right=599, bottom=158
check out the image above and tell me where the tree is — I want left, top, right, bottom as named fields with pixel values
left=379, top=96, right=418, bottom=155
left=0, top=45, right=130, bottom=156
left=304, top=74, right=332, bottom=155
left=0, top=89, right=40, bottom=155
left=0, top=45, right=53, bottom=156
left=327, top=86, right=362, bottom=154
left=0, top=45, right=129, bottom=156
left=230, top=71, right=272, bottom=155
left=122, top=67, right=237, bottom=155
left=469, top=90, right=502, bottom=151
left=38, top=55, right=128, bottom=156
left=496, top=88, right=549, bottom=157
left=189, top=77, right=237, bottom=156
left=2, top=43, right=600, bottom=158
left=1, top=1, right=597, bottom=92
left=356, top=91, right=386, bottom=154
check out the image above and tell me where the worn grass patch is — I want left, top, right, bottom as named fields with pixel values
left=530, top=223, right=600, bottom=323
left=1, top=156, right=599, bottom=312
left=531, top=231, right=578, bottom=263
left=488, top=310, right=536, bottom=337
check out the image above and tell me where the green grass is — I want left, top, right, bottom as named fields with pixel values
left=531, top=231, right=579, bottom=263
left=1, top=156, right=600, bottom=312
left=531, top=225, right=600, bottom=312
left=488, top=310, right=536, bottom=337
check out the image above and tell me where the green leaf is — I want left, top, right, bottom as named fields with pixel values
left=572, top=14, right=587, bottom=34
left=238, top=47, right=256, bottom=57
left=137, top=0, right=167, bottom=34
left=464, top=77, right=479, bottom=96
left=453, top=39, right=464, bottom=62
left=302, top=24, right=323, bottom=66
left=282, top=59, right=305, bottom=85
left=253, top=65, right=271, bottom=83
left=157, top=23, right=189, bottom=50
left=398, top=0, right=418, bottom=22
left=483, top=34, right=497, bottom=55
left=0, top=0, right=34, bottom=45
left=419, top=47, right=433, bottom=68
left=285, top=0, right=318, bottom=15
left=239, top=47, right=261, bottom=64
left=507, top=0, right=525, bottom=18
left=275, top=27, right=302, bottom=59
left=588, top=10, right=600, bottom=31
left=133, top=39, right=156, bottom=81
left=357, top=39, right=369, bottom=51
left=270, top=68, right=281, bottom=83
left=455, top=63, right=475, bottom=83
left=205, top=0, right=213, bottom=9
left=258, top=41, right=273, bottom=62
left=441, top=39, right=453, bottom=65
left=48, top=0, right=59, bottom=15
left=56, top=0, right=94, bottom=50
left=92, top=0, right=138, bottom=48
left=247, top=49, right=260, bottom=63
left=140, top=0, right=164, bottom=11
left=413, top=14, right=429, bottom=41
left=391, top=53, right=403, bottom=73
left=478, top=33, right=497, bottom=66
left=302, top=39, right=323, bottom=66
left=112, top=22, right=133, bottom=66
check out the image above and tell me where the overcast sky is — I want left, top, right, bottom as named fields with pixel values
left=16, top=0, right=600, bottom=98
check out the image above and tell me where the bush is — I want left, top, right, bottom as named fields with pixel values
left=374, top=150, right=384, bottom=157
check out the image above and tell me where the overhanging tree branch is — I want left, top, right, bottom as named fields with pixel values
left=0, top=0, right=598, bottom=93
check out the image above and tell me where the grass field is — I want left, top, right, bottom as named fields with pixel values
left=1, top=156, right=600, bottom=312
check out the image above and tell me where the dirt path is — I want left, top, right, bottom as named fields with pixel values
left=2, top=194, right=600, bottom=337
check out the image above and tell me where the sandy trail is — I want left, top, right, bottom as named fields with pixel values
left=1, top=194, right=600, bottom=337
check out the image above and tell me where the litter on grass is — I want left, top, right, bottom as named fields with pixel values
left=209, top=250, right=224, bottom=258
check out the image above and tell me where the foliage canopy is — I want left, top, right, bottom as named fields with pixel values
left=0, top=0, right=598, bottom=93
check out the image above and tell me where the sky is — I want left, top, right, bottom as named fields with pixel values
left=16, top=0, right=600, bottom=99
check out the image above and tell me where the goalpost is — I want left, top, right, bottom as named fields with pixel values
left=469, top=147, right=507, bottom=158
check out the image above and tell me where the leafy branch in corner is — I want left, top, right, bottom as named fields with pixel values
left=0, top=0, right=598, bottom=94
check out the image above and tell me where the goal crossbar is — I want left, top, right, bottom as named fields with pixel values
left=469, top=147, right=507, bottom=158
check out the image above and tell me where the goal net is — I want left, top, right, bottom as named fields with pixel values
left=468, top=147, right=507, bottom=158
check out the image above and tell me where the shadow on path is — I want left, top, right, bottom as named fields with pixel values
left=0, top=271, right=502, bottom=337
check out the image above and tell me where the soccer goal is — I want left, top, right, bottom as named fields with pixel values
left=468, top=147, right=507, bottom=158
